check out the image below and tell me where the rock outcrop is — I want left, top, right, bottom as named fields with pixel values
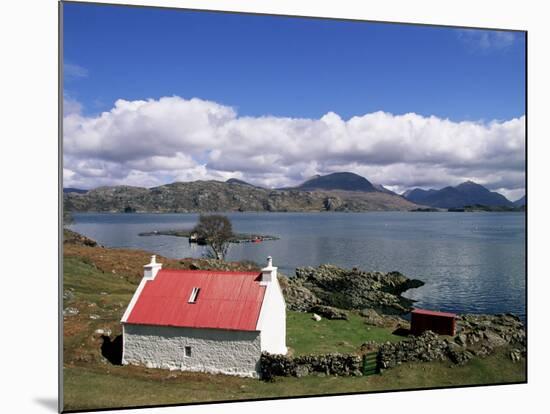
left=310, top=305, right=348, bottom=320
left=63, top=229, right=101, bottom=247
left=377, top=313, right=526, bottom=369
left=360, top=308, right=408, bottom=328
left=282, top=264, right=424, bottom=315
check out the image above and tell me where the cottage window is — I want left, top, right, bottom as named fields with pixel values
left=184, top=346, right=192, bottom=357
left=188, top=287, right=200, bottom=303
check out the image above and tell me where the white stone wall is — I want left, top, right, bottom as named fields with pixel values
left=256, top=278, right=288, bottom=354
left=122, top=324, right=262, bottom=377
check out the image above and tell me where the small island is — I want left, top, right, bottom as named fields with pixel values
left=138, top=229, right=279, bottom=244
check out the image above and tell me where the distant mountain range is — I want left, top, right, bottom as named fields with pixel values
left=63, top=172, right=418, bottom=213
left=402, top=181, right=522, bottom=209
left=63, top=172, right=525, bottom=213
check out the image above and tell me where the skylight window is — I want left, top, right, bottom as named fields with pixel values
left=188, top=287, right=200, bottom=303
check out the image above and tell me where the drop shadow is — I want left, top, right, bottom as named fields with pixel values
left=101, top=335, right=123, bottom=365
left=33, top=397, right=58, bottom=412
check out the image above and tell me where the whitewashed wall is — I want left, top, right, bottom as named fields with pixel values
left=122, top=324, right=262, bottom=377
left=256, top=278, right=288, bottom=354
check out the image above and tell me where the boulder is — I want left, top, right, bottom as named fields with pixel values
left=510, top=348, right=524, bottom=362
left=359, top=341, right=379, bottom=354
left=63, top=307, right=79, bottom=316
left=63, top=290, right=75, bottom=301
left=310, top=305, right=348, bottom=320
left=295, top=365, right=310, bottom=377
left=448, top=348, right=474, bottom=365
left=455, top=334, right=468, bottom=346
left=281, top=281, right=321, bottom=312
left=483, top=331, right=508, bottom=348
left=360, top=308, right=385, bottom=326
left=323, top=196, right=344, bottom=211
left=93, top=328, right=112, bottom=337
left=312, top=313, right=322, bottom=322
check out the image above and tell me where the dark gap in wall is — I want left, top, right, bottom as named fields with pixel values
left=101, top=335, right=123, bottom=365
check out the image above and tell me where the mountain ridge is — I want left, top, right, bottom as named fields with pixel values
left=64, top=173, right=419, bottom=213
left=292, top=172, right=377, bottom=192
left=403, top=181, right=513, bottom=208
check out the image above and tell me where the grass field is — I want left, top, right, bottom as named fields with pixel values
left=62, top=246, right=526, bottom=412
left=287, top=310, right=402, bottom=355
left=63, top=351, right=526, bottom=412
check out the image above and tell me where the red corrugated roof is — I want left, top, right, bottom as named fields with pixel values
left=411, top=308, right=457, bottom=318
left=126, top=269, right=266, bottom=331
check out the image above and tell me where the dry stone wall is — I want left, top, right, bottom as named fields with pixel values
left=260, top=352, right=362, bottom=381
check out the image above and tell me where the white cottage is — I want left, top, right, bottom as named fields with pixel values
left=121, top=255, right=287, bottom=377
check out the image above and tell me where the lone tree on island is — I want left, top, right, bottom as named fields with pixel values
left=192, top=214, right=233, bottom=260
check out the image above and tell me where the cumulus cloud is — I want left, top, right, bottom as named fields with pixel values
left=63, top=93, right=82, bottom=116
left=63, top=95, right=525, bottom=198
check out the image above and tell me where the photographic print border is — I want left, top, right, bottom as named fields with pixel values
left=58, top=1, right=528, bottom=412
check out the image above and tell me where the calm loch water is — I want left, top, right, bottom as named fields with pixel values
left=70, top=212, right=526, bottom=319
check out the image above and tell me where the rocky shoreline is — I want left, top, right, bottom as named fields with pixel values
left=278, top=263, right=525, bottom=375
left=281, top=264, right=424, bottom=315
left=376, top=313, right=526, bottom=369
left=63, top=229, right=102, bottom=247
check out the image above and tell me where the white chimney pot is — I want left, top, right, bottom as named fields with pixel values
left=261, top=256, right=277, bottom=284
left=144, top=255, right=162, bottom=279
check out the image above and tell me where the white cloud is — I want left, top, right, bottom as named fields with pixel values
left=63, top=94, right=82, bottom=116
left=63, top=95, right=525, bottom=197
left=457, top=29, right=518, bottom=51
left=64, top=62, right=89, bottom=80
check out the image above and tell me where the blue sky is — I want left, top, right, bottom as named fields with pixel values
left=64, top=2, right=525, bottom=121
left=63, top=2, right=526, bottom=199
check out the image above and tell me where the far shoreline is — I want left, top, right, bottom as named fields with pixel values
left=68, top=209, right=526, bottom=215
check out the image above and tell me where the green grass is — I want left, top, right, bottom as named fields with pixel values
left=63, top=351, right=525, bottom=411
left=64, top=256, right=136, bottom=304
left=63, top=257, right=136, bottom=365
left=287, top=311, right=402, bottom=355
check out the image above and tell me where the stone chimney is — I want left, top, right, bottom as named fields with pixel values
left=144, top=255, right=162, bottom=279
left=261, top=256, right=277, bottom=284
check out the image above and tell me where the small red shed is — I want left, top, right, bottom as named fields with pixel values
left=410, top=309, right=457, bottom=336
